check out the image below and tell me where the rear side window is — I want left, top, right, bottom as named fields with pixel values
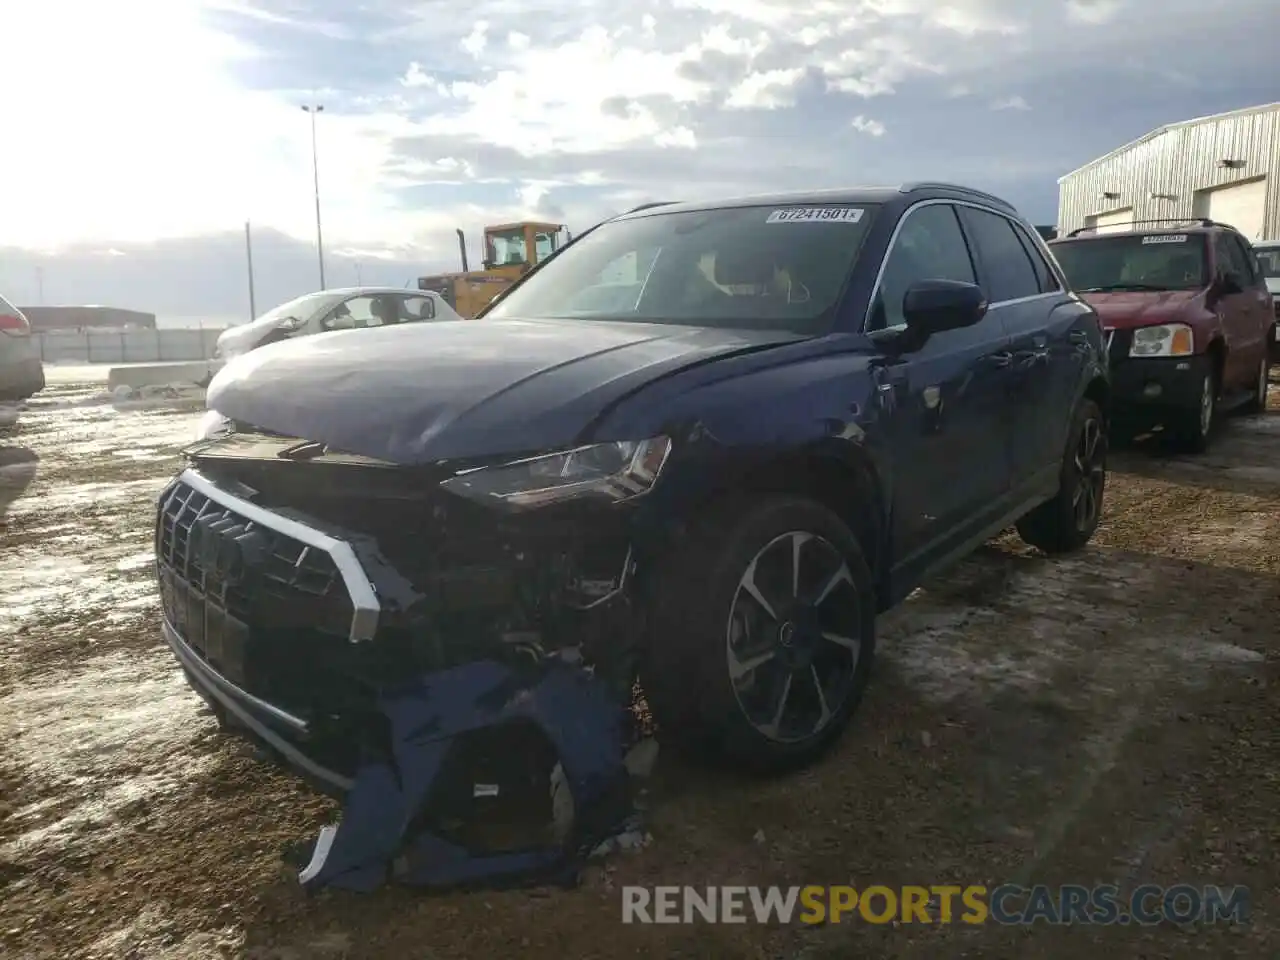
left=957, top=207, right=1041, bottom=302
left=1012, top=225, right=1062, bottom=293
left=1256, top=246, right=1280, bottom=279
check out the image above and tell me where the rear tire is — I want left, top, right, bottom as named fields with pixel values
left=1016, top=398, right=1107, bottom=554
left=641, top=496, right=877, bottom=775
left=1242, top=355, right=1270, bottom=414
left=1168, top=364, right=1217, bottom=453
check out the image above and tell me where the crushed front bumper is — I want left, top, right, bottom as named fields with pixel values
left=154, top=466, right=636, bottom=890
left=161, top=614, right=354, bottom=794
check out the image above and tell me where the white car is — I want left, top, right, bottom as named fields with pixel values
left=214, top=287, right=461, bottom=361
left=1254, top=240, right=1280, bottom=361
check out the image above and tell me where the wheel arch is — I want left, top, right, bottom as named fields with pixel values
left=675, top=445, right=890, bottom=607
left=1205, top=336, right=1226, bottom=387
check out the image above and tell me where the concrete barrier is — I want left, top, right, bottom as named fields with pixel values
left=107, top=362, right=221, bottom=391
left=34, top=328, right=225, bottom=364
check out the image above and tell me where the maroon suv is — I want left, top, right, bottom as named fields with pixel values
left=1049, top=220, right=1272, bottom=452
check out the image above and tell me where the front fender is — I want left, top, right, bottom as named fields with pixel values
left=596, top=340, right=890, bottom=556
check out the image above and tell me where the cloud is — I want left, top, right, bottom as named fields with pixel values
left=851, top=115, right=887, bottom=137
left=1066, top=0, right=1125, bottom=24
left=991, top=95, right=1031, bottom=111
left=3, top=0, right=1278, bottom=322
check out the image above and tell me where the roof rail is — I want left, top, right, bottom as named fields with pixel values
left=1066, top=217, right=1219, bottom=238
left=624, top=201, right=680, bottom=215
left=899, top=181, right=1015, bottom=210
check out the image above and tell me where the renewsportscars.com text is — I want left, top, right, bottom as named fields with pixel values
left=621, top=884, right=1249, bottom=926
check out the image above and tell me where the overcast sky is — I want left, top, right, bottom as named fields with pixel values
left=2, top=0, right=1277, bottom=326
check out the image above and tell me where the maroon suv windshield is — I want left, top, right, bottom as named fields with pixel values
left=1051, top=233, right=1208, bottom=292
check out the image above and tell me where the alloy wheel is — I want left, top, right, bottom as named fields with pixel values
left=1072, top=417, right=1105, bottom=532
left=1198, top=374, right=1214, bottom=436
left=725, top=531, right=862, bottom=744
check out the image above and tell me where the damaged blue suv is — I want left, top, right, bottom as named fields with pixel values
left=160, top=182, right=1109, bottom=799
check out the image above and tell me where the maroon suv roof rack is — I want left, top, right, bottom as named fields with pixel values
left=1066, top=218, right=1221, bottom=238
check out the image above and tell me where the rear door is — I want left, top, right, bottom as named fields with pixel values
left=956, top=205, right=1072, bottom=488
left=866, top=201, right=1014, bottom=577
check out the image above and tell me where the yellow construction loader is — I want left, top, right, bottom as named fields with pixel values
left=417, top=221, right=571, bottom=318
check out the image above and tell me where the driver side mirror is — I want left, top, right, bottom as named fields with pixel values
left=902, top=279, right=988, bottom=336
left=277, top=315, right=305, bottom=332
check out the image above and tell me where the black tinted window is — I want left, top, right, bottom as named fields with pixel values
left=958, top=207, right=1041, bottom=301
left=1229, top=235, right=1261, bottom=284
left=1013, top=225, right=1061, bottom=293
left=868, top=203, right=975, bottom=331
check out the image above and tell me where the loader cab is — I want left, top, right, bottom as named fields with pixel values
left=482, top=221, right=570, bottom=270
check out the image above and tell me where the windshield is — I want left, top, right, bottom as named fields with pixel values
left=484, top=204, right=878, bottom=334
left=254, top=292, right=330, bottom=326
left=1255, top=245, right=1280, bottom=280
left=488, top=228, right=527, bottom=267
left=1050, top=234, right=1208, bottom=292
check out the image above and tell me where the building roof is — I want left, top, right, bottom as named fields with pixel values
left=1057, top=101, right=1280, bottom=183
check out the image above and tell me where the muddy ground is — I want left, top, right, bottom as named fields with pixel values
left=1, top=369, right=1277, bottom=960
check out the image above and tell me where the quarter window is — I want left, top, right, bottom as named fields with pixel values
left=958, top=207, right=1041, bottom=302
left=868, top=203, right=976, bottom=331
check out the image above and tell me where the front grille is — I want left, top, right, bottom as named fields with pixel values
left=155, top=478, right=354, bottom=688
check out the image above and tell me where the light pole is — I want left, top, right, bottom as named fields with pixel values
left=301, top=103, right=326, bottom=290
left=244, top=221, right=257, bottom=322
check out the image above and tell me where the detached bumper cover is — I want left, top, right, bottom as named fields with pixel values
left=297, top=659, right=631, bottom=893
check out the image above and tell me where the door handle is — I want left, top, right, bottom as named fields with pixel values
left=988, top=350, right=1014, bottom=368
left=1068, top=331, right=1088, bottom=344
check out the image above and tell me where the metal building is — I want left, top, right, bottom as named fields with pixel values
left=17, top=305, right=157, bottom=331
left=1057, top=102, right=1280, bottom=242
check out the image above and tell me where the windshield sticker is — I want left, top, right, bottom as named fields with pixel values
left=1141, top=234, right=1188, bottom=244
left=766, top=207, right=864, bottom=224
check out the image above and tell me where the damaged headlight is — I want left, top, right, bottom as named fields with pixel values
left=195, top=409, right=233, bottom=441
left=440, top=437, right=672, bottom=510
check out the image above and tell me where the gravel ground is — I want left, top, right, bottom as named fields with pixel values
left=1, top=372, right=1277, bottom=960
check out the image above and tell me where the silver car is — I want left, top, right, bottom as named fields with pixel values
left=214, top=287, right=462, bottom=361
left=0, top=293, right=45, bottom=402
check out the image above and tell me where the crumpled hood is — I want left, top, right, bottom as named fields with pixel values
left=206, top=317, right=802, bottom=463
left=1080, top=289, right=1205, bottom=330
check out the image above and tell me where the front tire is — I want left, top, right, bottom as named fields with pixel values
left=1168, top=364, right=1217, bottom=453
left=1016, top=398, right=1107, bottom=554
left=642, top=496, right=876, bottom=775
left=1242, top=354, right=1270, bottom=415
